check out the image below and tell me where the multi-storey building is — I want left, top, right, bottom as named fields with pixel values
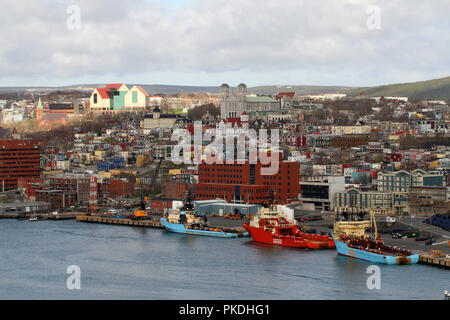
left=408, top=186, right=448, bottom=216
left=377, top=169, right=445, bottom=193
left=0, top=139, right=41, bottom=190
left=334, top=188, right=394, bottom=216
left=49, top=174, right=90, bottom=205
left=195, top=155, right=300, bottom=205
left=331, top=135, right=369, bottom=149
left=331, top=125, right=372, bottom=135
left=90, top=84, right=150, bottom=115
left=299, top=176, right=345, bottom=212
left=35, top=190, right=77, bottom=210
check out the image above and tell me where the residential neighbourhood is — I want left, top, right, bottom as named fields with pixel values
left=0, top=82, right=448, bottom=218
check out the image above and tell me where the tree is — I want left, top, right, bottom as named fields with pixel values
left=187, top=103, right=220, bottom=121
left=374, top=153, right=384, bottom=163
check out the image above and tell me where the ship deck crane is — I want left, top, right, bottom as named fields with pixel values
left=139, top=157, right=163, bottom=211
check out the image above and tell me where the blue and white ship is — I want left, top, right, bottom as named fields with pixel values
left=160, top=217, right=248, bottom=238
left=332, top=211, right=419, bottom=265
left=160, top=194, right=248, bottom=238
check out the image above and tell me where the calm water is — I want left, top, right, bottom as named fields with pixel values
left=0, top=219, right=448, bottom=300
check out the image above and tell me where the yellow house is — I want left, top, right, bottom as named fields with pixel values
left=429, top=160, right=440, bottom=169
left=169, top=169, right=181, bottom=175
left=94, top=150, right=106, bottom=160
left=136, top=154, right=150, bottom=167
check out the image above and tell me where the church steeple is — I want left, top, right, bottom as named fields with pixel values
left=36, top=96, right=44, bottom=121
left=37, top=96, right=43, bottom=110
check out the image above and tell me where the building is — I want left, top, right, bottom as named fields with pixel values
left=141, top=106, right=186, bottom=130
left=195, top=155, right=300, bottom=205
left=150, top=198, right=175, bottom=214
left=334, top=188, right=395, bottom=216
left=35, top=190, right=77, bottom=210
left=90, top=84, right=150, bottom=115
left=220, top=83, right=279, bottom=119
left=276, top=92, right=296, bottom=108
left=108, top=179, right=134, bottom=197
left=0, top=139, right=41, bottom=190
left=17, top=178, right=45, bottom=200
left=193, top=199, right=261, bottom=216
left=0, top=202, right=51, bottom=217
left=377, top=169, right=445, bottom=193
left=331, top=135, right=369, bottom=149
left=298, top=176, right=345, bottom=212
left=331, top=125, right=372, bottom=135
left=49, top=174, right=90, bottom=205
left=408, top=186, right=448, bottom=216
left=163, top=182, right=189, bottom=200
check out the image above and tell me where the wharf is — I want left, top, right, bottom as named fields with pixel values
left=414, top=250, right=450, bottom=269
left=76, top=215, right=163, bottom=228
left=48, top=212, right=82, bottom=220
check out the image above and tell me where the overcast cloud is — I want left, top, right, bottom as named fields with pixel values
left=0, top=0, right=448, bottom=87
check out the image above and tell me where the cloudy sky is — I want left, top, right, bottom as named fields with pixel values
left=0, top=0, right=448, bottom=87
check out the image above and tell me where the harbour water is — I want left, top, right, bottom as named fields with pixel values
left=0, top=219, right=448, bottom=300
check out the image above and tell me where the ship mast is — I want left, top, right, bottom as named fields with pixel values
left=369, top=209, right=378, bottom=239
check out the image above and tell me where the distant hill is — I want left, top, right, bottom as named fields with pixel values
left=0, top=84, right=353, bottom=96
left=245, top=85, right=353, bottom=96
left=350, top=76, right=450, bottom=101
left=0, top=76, right=449, bottom=100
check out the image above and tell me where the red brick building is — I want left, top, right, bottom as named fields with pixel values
left=163, top=182, right=189, bottom=200
left=150, top=198, right=174, bottom=214
left=331, top=135, right=369, bottom=149
left=35, top=189, right=77, bottom=210
left=108, top=179, right=134, bottom=197
left=49, top=174, right=90, bottom=204
left=195, top=155, right=300, bottom=204
left=18, top=178, right=45, bottom=199
left=0, top=139, right=41, bottom=190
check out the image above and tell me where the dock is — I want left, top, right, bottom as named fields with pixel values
left=419, top=254, right=450, bottom=269
left=415, top=250, right=450, bottom=269
left=48, top=212, right=82, bottom=220
left=76, top=215, right=163, bottom=228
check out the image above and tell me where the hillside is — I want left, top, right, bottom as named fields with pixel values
left=246, top=85, right=353, bottom=96
left=0, top=76, right=449, bottom=100
left=350, top=76, right=450, bottom=101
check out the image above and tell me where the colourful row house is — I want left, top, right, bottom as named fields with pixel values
left=90, top=84, right=150, bottom=115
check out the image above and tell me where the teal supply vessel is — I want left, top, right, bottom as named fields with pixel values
left=160, top=218, right=248, bottom=238
left=332, top=211, right=419, bottom=265
left=332, top=234, right=419, bottom=265
left=160, top=191, right=248, bottom=238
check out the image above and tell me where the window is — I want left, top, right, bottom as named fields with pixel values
left=93, top=94, right=98, bottom=104
left=132, top=91, right=138, bottom=103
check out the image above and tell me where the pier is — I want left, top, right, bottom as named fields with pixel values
left=76, top=215, right=163, bottom=228
left=48, top=212, right=83, bottom=220
left=415, top=250, right=450, bottom=269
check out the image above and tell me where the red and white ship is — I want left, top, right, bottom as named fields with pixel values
left=243, top=205, right=335, bottom=249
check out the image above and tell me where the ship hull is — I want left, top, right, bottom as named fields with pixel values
left=332, top=234, right=419, bottom=265
left=243, top=223, right=335, bottom=249
left=160, top=218, right=248, bottom=238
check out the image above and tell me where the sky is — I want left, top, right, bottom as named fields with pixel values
left=0, top=0, right=449, bottom=88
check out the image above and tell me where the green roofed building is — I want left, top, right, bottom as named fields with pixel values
left=220, top=83, right=280, bottom=119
